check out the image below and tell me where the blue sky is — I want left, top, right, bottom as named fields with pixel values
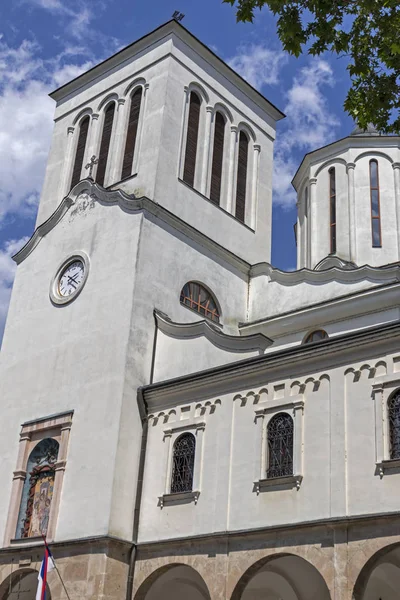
left=0, top=0, right=354, bottom=338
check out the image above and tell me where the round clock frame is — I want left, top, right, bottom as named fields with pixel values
left=50, top=251, right=90, bottom=305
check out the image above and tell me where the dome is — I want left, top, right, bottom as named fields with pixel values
left=350, top=123, right=381, bottom=136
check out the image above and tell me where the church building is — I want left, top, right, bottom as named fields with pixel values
left=1, top=17, right=400, bottom=600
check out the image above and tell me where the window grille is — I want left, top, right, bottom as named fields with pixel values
left=304, top=329, right=328, bottom=344
left=329, top=167, right=336, bottom=253
left=96, top=103, right=116, bottom=186
left=71, top=116, right=90, bottom=188
left=180, top=282, right=220, bottom=323
left=235, top=131, right=249, bottom=223
left=388, top=391, right=400, bottom=459
left=183, top=92, right=201, bottom=187
left=210, top=112, right=225, bottom=205
left=370, top=160, right=382, bottom=247
left=121, top=88, right=143, bottom=180
left=267, top=413, right=294, bottom=478
left=171, top=433, right=195, bottom=493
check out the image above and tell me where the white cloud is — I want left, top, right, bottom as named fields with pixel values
left=0, top=237, right=29, bottom=343
left=274, top=59, right=341, bottom=208
left=228, top=44, right=288, bottom=89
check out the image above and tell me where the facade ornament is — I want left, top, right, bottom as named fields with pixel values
left=85, top=155, right=98, bottom=179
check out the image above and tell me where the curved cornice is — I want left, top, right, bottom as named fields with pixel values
left=12, top=180, right=140, bottom=265
left=155, top=310, right=272, bottom=353
left=250, top=261, right=400, bottom=285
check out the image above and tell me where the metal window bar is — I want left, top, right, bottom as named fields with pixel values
left=388, top=393, right=400, bottom=459
left=171, top=433, right=196, bottom=493
left=267, top=413, right=294, bottom=479
left=180, top=282, right=220, bottom=323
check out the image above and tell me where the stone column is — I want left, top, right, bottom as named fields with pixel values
left=86, top=113, right=100, bottom=179
left=296, top=200, right=302, bottom=269
left=392, top=163, right=400, bottom=260
left=293, top=403, right=304, bottom=477
left=108, top=98, right=126, bottom=185
left=60, top=126, right=75, bottom=197
left=347, top=162, right=356, bottom=263
left=132, top=83, right=149, bottom=175
left=3, top=432, right=31, bottom=545
left=47, top=420, right=72, bottom=541
left=226, top=126, right=238, bottom=214
left=200, top=106, right=214, bottom=196
left=309, top=177, right=318, bottom=268
left=253, top=412, right=265, bottom=483
left=163, top=430, right=173, bottom=495
left=250, top=144, right=261, bottom=229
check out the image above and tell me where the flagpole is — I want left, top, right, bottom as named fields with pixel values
left=41, top=535, right=72, bottom=600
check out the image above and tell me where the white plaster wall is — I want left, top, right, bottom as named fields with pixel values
left=138, top=348, right=400, bottom=543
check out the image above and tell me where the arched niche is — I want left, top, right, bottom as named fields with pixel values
left=0, top=569, right=51, bottom=600
left=134, top=564, right=211, bottom=600
left=230, top=553, right=331, bottom=600
left=353, top=542, right=400, bottom=600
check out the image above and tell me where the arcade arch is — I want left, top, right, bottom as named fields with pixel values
left=134, top=564, right=211, bottom=600
left=0, top=569, right=51, bottom=600
left=230, top=554, right=331, bottom=600
left=353, top=543, right=400, bottom=600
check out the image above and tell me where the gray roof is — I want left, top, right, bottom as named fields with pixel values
left=350, top=123, right=381, bottom=136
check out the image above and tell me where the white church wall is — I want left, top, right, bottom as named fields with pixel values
left=0, top=198, right=146, bottom=544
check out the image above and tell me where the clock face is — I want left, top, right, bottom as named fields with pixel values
left=58, top=260, right=85, bottom=297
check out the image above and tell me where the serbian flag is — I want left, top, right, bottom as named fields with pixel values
left=36, top=540, right=55, bottom=600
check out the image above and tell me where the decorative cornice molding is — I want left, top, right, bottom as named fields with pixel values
left=155, top=309, right=272, bottom=353
left=250, top=261, right=400, bottom=285
left=12, top=180, right=250, bottom=275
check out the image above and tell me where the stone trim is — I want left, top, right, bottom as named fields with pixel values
left=158, top=490, right=200, bottom=508
left=254, top=474, right=303, bottom=494
left=4, top=412, right=73, bottom=546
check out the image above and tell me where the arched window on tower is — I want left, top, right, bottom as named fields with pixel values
left=388, top=391, right=400, bottom=459
left=183, top=92, right=201, bottom=187
left=121, top=87, right=143, bottom=180
left=303, top=329, right=329, bottom=344
left=180, top=281, right=220, bottom=323
left=210, top=112, right=226, bottom=205
left=15, top=438, right=59, bottom=539
left=96, top=102, right=116, bottom=186
left=267, top=413, right=294, bottom=479
left=329, top=167, right=336, bottom=253
left=171, top=433, right=196, bottom=493
left=70, top=116, right=90, bottom=189
left=235, top=131, right=249, bottom=223
left=370, top=159, right=382, bottom=247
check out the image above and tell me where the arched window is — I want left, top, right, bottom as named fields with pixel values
left=210, top=112, right=226, bottom=205
left=370, top=159, right=381, bottom=247
left=329, top=167, right=336, bottom=253
left=235, top=131, right=249, bottom=223
left=388, top=391, right=400, bottom=459
left=267, top=413, right=294, bottom=478
left=183, top=92, right=201, bottom=187
left=171, top=433, right=196, bottom=493
left=96, top=102, right=116, bottom=186
left=15, top=438, right=59, bottom=539
left=180, top=281, right=220, bottom=323
left=3, top=570, right=51, bottom=600
left=70, top=116, right=90, bottom=188
left=121, top=87, right=143, bottom=180
left=304, top=329, right=329, bottom=344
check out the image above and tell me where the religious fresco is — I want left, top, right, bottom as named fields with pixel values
left=16, top=438, right=59, bottom=539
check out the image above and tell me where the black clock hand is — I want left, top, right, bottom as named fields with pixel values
left=67, top=277, right=77, bottom=289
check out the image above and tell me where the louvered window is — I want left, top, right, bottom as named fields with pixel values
left=70, top=116, right=89, bottom=188
left=235, top=131, right=249, bottom=223
left=121, top=88, right=143, bottom=180
left=96, top=103, right=116, bottom=187
left=329, top=167, right=336, bottom=253
left=183, top=92, right=201, bottom=187
left=388, top=391, right=400, bottom=459
left=171, top=433, right=195, bottom=493
left=370, top=160, right=382, bottom=247
left=267, top=413, right=294, bottom=479
left=180, top=281, right=220, bottom=323
left=210, top=112, right=225, bottom=205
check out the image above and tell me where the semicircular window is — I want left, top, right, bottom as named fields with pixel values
left=304, top=329, right=328, bottom=344
left=180, top=282, right=220, bottom=323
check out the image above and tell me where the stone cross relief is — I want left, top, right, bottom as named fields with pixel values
left=85, top=155, right=98, bottom=179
